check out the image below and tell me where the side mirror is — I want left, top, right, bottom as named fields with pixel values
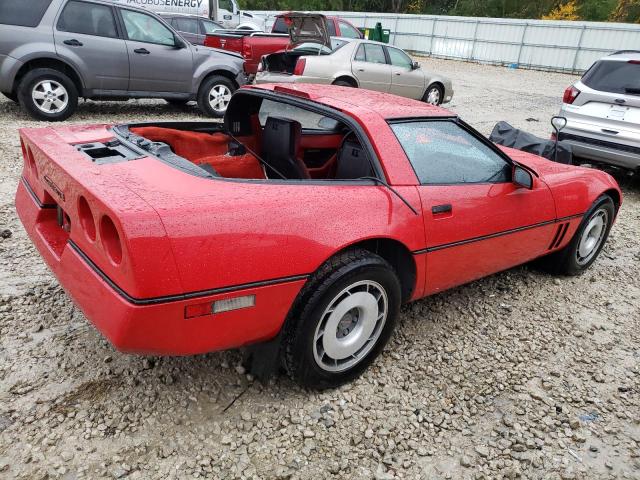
left=412, top=61, right=420, bottom=70
left=174, top=36, right=187, bottom=49
left=513, top=164, right=533, bottom=189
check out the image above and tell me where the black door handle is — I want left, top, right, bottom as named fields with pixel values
left=134, top=48, right=150, bottom=54
left=432, top=204, right=452, bottom=215
left=63, top=39, right=83, bottom=46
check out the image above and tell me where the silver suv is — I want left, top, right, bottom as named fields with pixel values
left=0, top=0, right=247, bottom=121
left=557, top=51, right=640, bottom=171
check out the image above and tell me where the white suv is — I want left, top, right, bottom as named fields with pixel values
left=557, top=51, right=640, bottom=171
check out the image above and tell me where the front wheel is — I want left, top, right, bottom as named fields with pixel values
left=17, top=68, right=78, bottom=121
left=423, top=84, right=443, bottom=106
left=282, top=249, right=401, bottom=389
left=540, top=195, right=616, bottom=275
left=197, top=75, right=235, bottom=118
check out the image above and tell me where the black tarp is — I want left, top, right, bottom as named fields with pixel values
left=489, top=121, right=573, bottom=164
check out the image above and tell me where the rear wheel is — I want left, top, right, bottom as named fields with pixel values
left=423, top=83, right=443, bottom=105
left=197, top=75, right=235, bottom=117
left=17, top=68, right=78, bottom=121
left=282, top=249, right=401, bottom=389
left=539, top=195, right=615, bottom=275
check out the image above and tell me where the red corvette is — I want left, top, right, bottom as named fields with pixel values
left=15, top=84, right=621, bottom=388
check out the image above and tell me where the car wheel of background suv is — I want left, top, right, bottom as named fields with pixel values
left=197, top=75, right=235, bottom=118
left=17, top=68, right=78, bottom=121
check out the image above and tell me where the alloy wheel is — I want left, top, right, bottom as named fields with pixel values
left=313, top=280, right=388, bottom=373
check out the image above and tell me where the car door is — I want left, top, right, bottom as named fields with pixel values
left=54, top=0, right=129, bottom=92
left=389, top=119, right=557, bottom=295
left=386, top=46, right=424, bottom=100
left=351, top=43, right=392, bottom=93
left=172, top=17, right=202, bottom=45
left=118, top=8, right=193, bottom=94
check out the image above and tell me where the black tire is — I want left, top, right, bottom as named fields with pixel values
left=332, top=79, right=356, bottom=87
left=196, top=75, right=235, bottom=118
left=164, top=98, right=190, bottom=106
left=17, top=68, right=78, bottom=121
left=2, top=91, right=18, bottom=103
left=538, top=195, right=616, bottom=276
left=282, top=248, right=401, bottom=389
left=422, top=83, right=444, bottom=106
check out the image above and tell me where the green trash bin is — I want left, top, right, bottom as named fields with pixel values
left=358, top=22, right=390, bottom=43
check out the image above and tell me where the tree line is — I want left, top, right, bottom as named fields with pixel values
left=238, top=0, right=640, bottom=23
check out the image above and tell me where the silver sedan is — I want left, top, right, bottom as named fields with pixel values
left=256, top=38, right=453, bottom=105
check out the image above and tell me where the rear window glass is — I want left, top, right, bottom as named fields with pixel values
left=259, top=99, right=339, bottom=131
left=582, top=60, right=640, bottom=94
left=272, top=17, right=287, bottom=33
left=0, top=0, right=52, bottom=27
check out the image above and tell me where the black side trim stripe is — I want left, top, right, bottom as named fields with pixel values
left=68, top=240, right=309, bottom=306
left=412, top=213, right=584, bottom=255
left=22, top=177, right=56, bottom=209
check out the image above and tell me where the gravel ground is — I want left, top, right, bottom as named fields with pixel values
left=1, top=58, right=639, bottom=480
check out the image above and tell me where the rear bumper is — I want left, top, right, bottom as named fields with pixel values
left=16, top=179, right=305, bottom=356
left=559, top=132, right=640, bottom=170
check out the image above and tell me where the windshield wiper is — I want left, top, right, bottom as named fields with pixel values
left=358, top=176, right=419, bottom=215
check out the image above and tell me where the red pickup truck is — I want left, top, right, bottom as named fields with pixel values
left=205, top=12, right=362, bottom=75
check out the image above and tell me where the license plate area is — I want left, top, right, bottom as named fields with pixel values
left=607, top=105, right=628, bottom=121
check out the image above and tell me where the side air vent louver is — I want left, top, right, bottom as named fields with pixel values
left=549, top=223, right=569, bottom=250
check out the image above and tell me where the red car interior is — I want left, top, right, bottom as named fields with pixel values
left=130, top=122, right=351, bottom=180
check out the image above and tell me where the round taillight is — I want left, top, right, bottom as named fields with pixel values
left=100, top=215, right=122, bottom=265
left=77, top=196, right=96, bottom=241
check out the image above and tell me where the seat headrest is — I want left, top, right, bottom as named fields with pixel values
left=263, top=117, right=302, bottom=153
left=335, top=136, right=373, bottom=179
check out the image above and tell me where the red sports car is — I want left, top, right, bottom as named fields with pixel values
left=15, top=84, right=622, bottom=388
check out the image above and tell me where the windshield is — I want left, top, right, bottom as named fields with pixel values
left=582, top=60, right=640, bottom=94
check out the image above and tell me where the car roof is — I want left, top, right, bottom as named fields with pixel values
left=606, top=50, right=640, bottom=61
left=158, top=12, right=210, bottom=19
left=248, top=84, right=454, bottom=120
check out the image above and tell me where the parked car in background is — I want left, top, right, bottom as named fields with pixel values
left=205, top=12, right=362, bottom=76
left=257, top=38, right=453, bottom=106
left=0, top=0, right=247, bottom=121
left=15, top=84, right=621, bottom=388
left=159, top=13, right=225, bottom=45
left=110, top=0, right=266, bottom=31
left=557, top=50, right=640, bottom=172
left=271, top=13, right=363, bottom=39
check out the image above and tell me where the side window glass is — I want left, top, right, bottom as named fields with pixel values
left=354, top=44, right=365, bottom=61
left=201, top=20, right=222, bottom=34
left=327, top=19, right=336, bottom=36
left=390, top=121, right=511, bottom=184
left=339, top=21, right=361, bottom=39
left=121, top=9, right=175, bottom=46
left=57, top=0, right=117, bottom=38
left=218, top=0, right=233, bottom=12
left=175, top=18, right=199, bottom=34
left=364, top=44, right=386, bottom=64
left=387, top=47, right=412, bottom=69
